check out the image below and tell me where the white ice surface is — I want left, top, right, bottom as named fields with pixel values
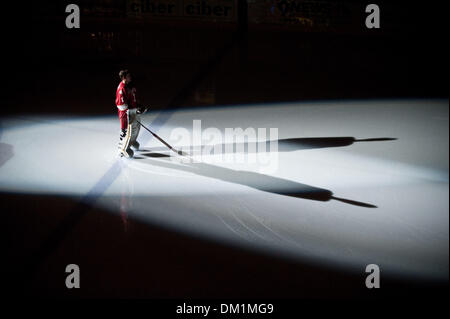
left=0, top=99, right=448, bottom=280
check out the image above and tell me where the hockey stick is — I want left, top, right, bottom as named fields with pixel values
left=136, top=120, right=184, bottom=156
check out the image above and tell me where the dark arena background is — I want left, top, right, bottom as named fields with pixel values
left=0, top=0, right=448, bottom=312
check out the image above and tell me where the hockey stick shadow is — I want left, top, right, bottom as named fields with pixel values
left=148, top=136, right=397, bottom=154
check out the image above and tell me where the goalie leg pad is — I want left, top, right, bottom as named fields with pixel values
left=118, top=126, right=133, bottom=157
left=118, top=109, right=137, bottom=158
left=129, top=111, right=141, bottom=149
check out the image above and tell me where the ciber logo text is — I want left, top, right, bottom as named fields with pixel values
left=130, top=0, right=233, bottom=18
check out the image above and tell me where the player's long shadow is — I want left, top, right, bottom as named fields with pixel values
left=147, top=136, right=396, bottom=154
left=137, top=155, right=377, bottom=208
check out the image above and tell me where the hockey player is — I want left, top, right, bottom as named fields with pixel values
left=115, top=69, right=147, bottom=158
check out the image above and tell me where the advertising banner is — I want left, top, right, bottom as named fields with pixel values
left=127, top=0, right=236, bottom=21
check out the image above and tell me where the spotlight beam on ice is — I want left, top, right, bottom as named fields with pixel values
left=0, top=99, right=448, bottom=281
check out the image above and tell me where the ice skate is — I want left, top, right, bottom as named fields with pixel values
left=119, top=147, right=134, bottom=158
left=130, top=141, right=140, bottom=151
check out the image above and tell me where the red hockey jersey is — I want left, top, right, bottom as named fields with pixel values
left=115, top=80, right=129, bottom=110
